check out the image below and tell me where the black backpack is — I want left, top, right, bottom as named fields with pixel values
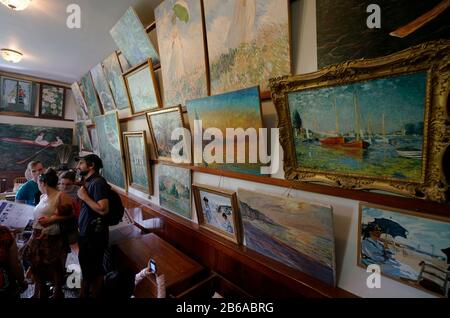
left=105, top=186, right=125, bottom=226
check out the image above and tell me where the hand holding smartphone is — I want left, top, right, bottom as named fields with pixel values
left=148, top=259, right=157, bottom=274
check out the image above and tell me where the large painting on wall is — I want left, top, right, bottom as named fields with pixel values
left=270, top=40, right=450, bottom=202
left=39, top=84, right=65, bottom=119
left=317, top=0, right=450, bottom=68
left=155, top=0, right=208, bottom=106
left=123, top=131, right=153, bottom=194
left=70, top=82, right=89, bottom=121
left=186, top=86, right=263, bottom=175
left=237, top=188, right=336, bottom=286
left=0, top=77, right=35, bottom=115
left=158, top=164, right=191, bottom=220
left=80, top=73, right=102, bottom=120
left=358, top=203, right=450, bottom=297
left=204, top=0, right=291, bottom=95
left=75, top=122, right=93, bottom=153
left=94, top=112, right=127, bottom=190
left=103, top=52, right=130, bottom=110
left=110, top=7, right=160, bottom=67
left=0, top=123, right=73, bottom=172
left=90, top=63, right=117, bottom=113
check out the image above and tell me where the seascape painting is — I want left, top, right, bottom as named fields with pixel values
left=80, top=73, right=102, bottom=120
left=146, top=106, right=188, bottom=162
left=90, top=63, right=117, bottom=113
left=0, top=123, right=73, bottom=171
left=70, top=82, right=89, bottom=121
left=158, top=164, right=191, bottom=219
left=186, top=86, right=263, bottom=175
left=103, top=52, right=130, bottom=110
left=204, top=0, right=291, bottom=94
left=125, top=62, right=161, bottom=114
left=237, top=188, right=336, bottom=286
left=123, top=132, right=152, bottom=194
left=288, top=71, right=427, bottom=181
left=359, top=203, right=450, bottom=297
left=155, top=0, right=208, bottom=106
left=94, top=113, right=126, bottom=189
left=39, top=84, right=65, bottom=119
left=317, top=0, right=450, bottom=68
left=75, top=122, right=93, bottom=152
left=1, top=77, right=35, bottom=115
left=110, top=7, right=160, bottom=66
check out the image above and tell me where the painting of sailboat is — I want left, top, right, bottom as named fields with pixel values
left=288, top=71, right=427, bottom=181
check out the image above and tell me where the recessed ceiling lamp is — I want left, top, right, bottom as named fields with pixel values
left=0, top=49, right=23, bottom=63
left=0, top=0, right=32, bottom=11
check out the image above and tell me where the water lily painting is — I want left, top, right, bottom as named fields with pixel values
left=80, top=72, right=102, bottom=120
left=103, top=52, right=130, bottom=110
left=39, top=84, right=65, bottom=119
left=90, top=63, right=117, bottom=113
left=71, top=82, right=89, bottom=121
left=155, top=0, right=208, bottom=106
left=75, top=122, right=93, bottom=152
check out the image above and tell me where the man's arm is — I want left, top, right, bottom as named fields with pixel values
left=78, top=186, right=109, bottom=216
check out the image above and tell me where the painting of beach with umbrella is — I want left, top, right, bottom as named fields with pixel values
left=359, top=203, right=450, bottom=296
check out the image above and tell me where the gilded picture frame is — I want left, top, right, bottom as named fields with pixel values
left=122, top=131, right=153, bottom=195
left=270, top=40, right=450, bottom=203
left=193, top=184, right=242, bottom=245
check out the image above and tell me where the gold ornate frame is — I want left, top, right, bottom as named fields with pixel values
left=270, top=40, right=450, bottom=202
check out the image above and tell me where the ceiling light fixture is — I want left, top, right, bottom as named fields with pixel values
left=0, top=49, right=23, bottom=63
left=0, top=0, right=32, bottom=11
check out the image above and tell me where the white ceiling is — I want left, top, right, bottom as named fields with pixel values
left=0, top=0, right=163, bottom=84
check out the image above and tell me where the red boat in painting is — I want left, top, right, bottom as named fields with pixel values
left=320, top=136, right=344, bottom=145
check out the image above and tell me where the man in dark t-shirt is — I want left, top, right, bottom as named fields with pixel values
left=76, top=154, right=110, bottom=298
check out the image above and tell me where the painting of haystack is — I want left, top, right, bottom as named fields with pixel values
left=204, top=0, right=291, bottom=94
left=237, top=188, right=336, bottom=286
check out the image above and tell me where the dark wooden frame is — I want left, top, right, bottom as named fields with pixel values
left=0, top=76, right=36, bottom=116
left=38, top=83, right=66, bottom=119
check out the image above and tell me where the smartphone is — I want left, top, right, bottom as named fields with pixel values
left=149, top=259, right=157, bottom=274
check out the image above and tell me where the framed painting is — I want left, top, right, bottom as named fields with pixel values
left=123, top=131, right=153, bottom=195
left=270, top=40, right=450, bottom=203
left=110, top=7, right=160, bottom=67
left=118, top=52, right=132, bottom=73
left=186, top=86, right=263, bottom=175
left=90, top=63, right=117, bottom=113
left=203, top=0, right=291, bottom=95
left=155, top=0, right=208, bottom=106
left=75, top=122, right=93, bottom=153
left=146, top=105, right=189, bottom=162
left=94, top=112, right=127, bottom=190
left=358, top=203, right=450, bottom=297
left=80, top=72, right=102, bottom=120
left=317, top=0, right=450, bottom=68
left=38, top=84, right=66, bottom=119
left=0, top=77, right=36, bottom=116
left=158, top=164, right=192, bottom=220
left=70, top=82, right=89, bottom=121
left=102, top=51, right=130, bottom=110
left=124, top=59, right=161, bottom=114
left=193, top=184, right=242, bottom=244
left=88, top=127, right=100, bottom=155
left=237, top=188, right=337, bottom=286
left=0, top=123, right=73, bottom=172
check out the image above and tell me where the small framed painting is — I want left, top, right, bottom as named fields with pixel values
left=193, top=184, right=242, bottom=244
left=39, top=84, right=66, bottom=119
left=0, top=77, right=35, bottom=116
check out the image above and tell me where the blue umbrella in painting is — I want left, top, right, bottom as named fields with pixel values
left=369, top=218, right=408, bottom=239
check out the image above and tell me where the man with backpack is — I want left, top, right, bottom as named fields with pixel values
left=75, top=154, right=115, bottom=298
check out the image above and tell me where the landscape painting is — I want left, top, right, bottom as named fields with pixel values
left=237, top=188, right=337, bottom=286
left=287, top=71, right=427, bottom=181
left=94, top=112, right=126, bottom=190
left=80, top=73, right=102, bottom=120
left=75, top=122, right=93, bottom=152
left=123, top=132, right=153, bottom=194
left=1, top=77, right=35, bottom=115
left=146, top=106, right=188, bottom=162
left=158, top=164, right=191, bottom=220
left=39, top=84, right=65, bottom=119
left=103, top=52, right=130, bottom=110
left=90, top=63, right=117, bottom=113
left=204, top=0, right=291, bottom=95
left=186, top=86, right=263, bottom=175
left=110, top=7, right=160, bottom=66
left=70, top=82, right=89, bottom=121
left=193, top=184, right=242, bottom=244
left=124, top=60, right=161, bottom=114
left=88, top=127, right=100, bottom=155
left=155, top=0, right=208, bottom=106
left=317, top=0, right=450, bottom=68
left=0, top=123, right=73, bottom=172
left=359, top=203, right=450, bottom=297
